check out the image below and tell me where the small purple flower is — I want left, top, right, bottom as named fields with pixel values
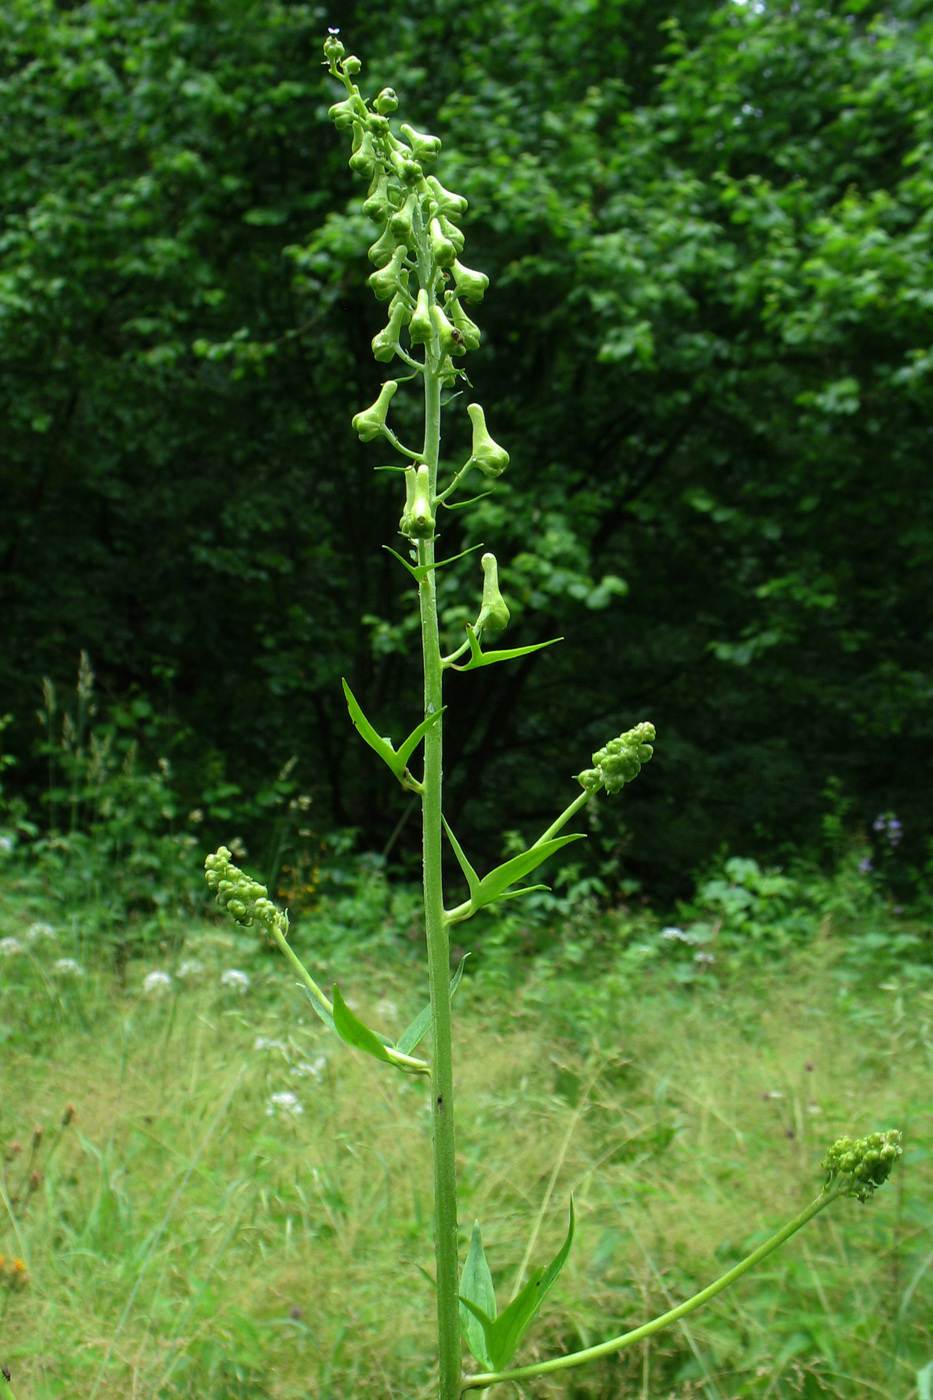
left=858, top=856, right=873, bottom=874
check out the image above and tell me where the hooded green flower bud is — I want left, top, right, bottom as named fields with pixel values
left=351, top=379, right=398, bottom=441
left=328, top=92, right=367, bottom=130
left=408, top=287, right=433, bottom=346
left=372, top=294, right=412, bottom=363
left=323, top=31, right=345, bottom=63
left=822, top=1130, right=902, bottom=1201
left=478, top=552, right=510, bottom=634
left=426, top=175, right=468, bottom=219
left=389, top=190, right=420, bottom=244
left=205, top=846, right=288, bottom=943
left=466, top=403, right=509, bottom=477
left=348, top=126, right=377, bottom=176
left=362, top=169, right=392, bottom=223
left=399, top=157, right=423, bottom=185
left=436, top=213, right=464, bottom=254
left=431, top=304, right=465, bottom=356
left=368, top=221, right=404, bottom=267
left=368, top=244, right=410, bottom=301
left=400, top=122, right=441, bottom=162
left=429, top=217, right=457, bottom=269
left=343, top=54, right=362, bottom=76
left=399, top=464, right=435, bottom=539
left=449, top=297, right=481, bottom=350
left=373, top=87, right=398, bottom=115
left=576, top=722, right=656, bottom=795
left=450, top=258, right=489, bottom=303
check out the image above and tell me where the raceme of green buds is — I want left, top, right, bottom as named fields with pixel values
left=576, top=723, right=656, bottom=795
left=478, top=553, right=510, bottom=634
left=204, top=846, right=287, bottom=942
left=352, top=380, right=398, bottom=440
left=822, top=1130, right=903, bottom=1202
left=466, top=403, right=509, bottom=477
left=400, top=465, right=435, bottom=539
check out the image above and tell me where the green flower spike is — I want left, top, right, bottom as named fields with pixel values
left=576, top=723, right=656, bottom=795
left=822, top=1130, right=903, bottom=1202
left=467, top=403, right=509, bottom=477
left=400, top=464, right=435, bottom=539
left=478, top=553, right=510, bottom=634
left=352, top=379, right=398, bottom=441
left=205, top=846, right=287, bottom=943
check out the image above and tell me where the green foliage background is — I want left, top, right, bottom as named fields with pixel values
left=2, top=0, right=931, bottom=891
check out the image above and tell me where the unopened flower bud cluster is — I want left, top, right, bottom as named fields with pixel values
left=576, top=723, right=656, bottom=795
left=205, top=846, right=287, bottom=942
left=325, top=29, right=509, bottom=545
left=822, top=1129, right=903, bottom=1201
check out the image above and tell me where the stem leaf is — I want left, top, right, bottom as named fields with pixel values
left=396, top=955, right=469, bottom=1056
left=396, top=706, right=447, bottom=771
left=342, top=679, right=442, bottom=783
left=332, top=984, right=397, bottom=1061
left=342, top=679, right=403, bottom=778
left=486, top=1199, right=575, bottom=1371
left=459, top=1222, right=496, bottom=1368
left=473, top=834, right=585, bottom=913
left=454, top=624, right=563, bottom=671
left=442, top=816, right=481, bottom=902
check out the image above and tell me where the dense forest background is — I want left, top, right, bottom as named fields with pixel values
left=1, top=0, right=931, bottom=899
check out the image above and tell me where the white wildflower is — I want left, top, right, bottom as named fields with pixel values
left=291, top=1054, right=328, bottom=1081
left=0, top=937, right=23, bottom=957
left=175, top=959, right=205, bottom=980
left=221, top=968, right=251, bottom=993
left=253, top=1036, right=287, bottom=1053
left=26, top=922, right=57, bottom=942
left=266, top=1090, right=303, bottom=1117
left=143, top=970, right=173, bottom=996
left=53, top=958, right=84, bottom=976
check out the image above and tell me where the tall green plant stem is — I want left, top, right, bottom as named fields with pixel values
left=461, top=1186, right=843, bottom=1390
left=419, top=341, right=461, bottom=1400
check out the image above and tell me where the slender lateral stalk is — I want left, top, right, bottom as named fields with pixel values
left=419, top=346, right=461, bottom=1400
left=461, top=1187, right=843, bottom=1390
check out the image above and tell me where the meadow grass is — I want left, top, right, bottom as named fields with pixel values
left=1, top=889, right=931, bottom=1400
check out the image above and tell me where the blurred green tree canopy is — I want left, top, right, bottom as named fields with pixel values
left=1, top=0, right=931, bottom=892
